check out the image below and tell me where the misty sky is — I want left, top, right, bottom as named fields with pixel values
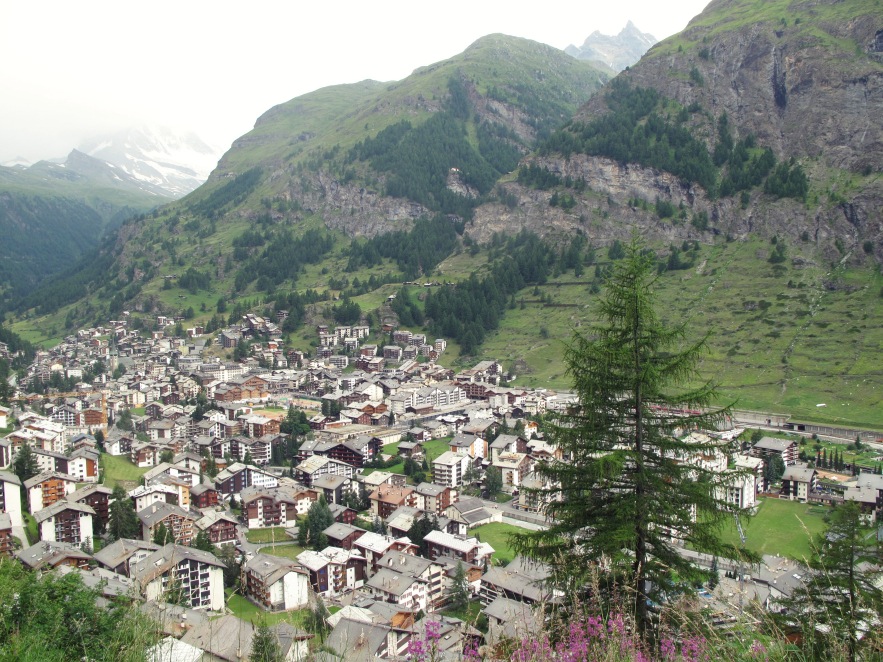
left=0, top=0, right=710, bottom=164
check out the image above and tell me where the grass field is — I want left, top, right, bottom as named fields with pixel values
left=259, top=543, right=305, bottom=561
left=471, top=522, right=527, bottom=565
left=245, top=527, right=294, bottom=544
left=714, top=497, right=829, bottom=562
left=101, top=453, right=148, bottom=488
left=225, top=591, right=310, bottom=626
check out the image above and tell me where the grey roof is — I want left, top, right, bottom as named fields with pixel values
left=93, top=538, right=160, bottom=571
left=131, top=544, right=224, bottom=585
left=24, top=470, right=79, bottom=490
left=754, top=437, right=796, bottom=452
left=377, top=550, right=433, bottom=577
left=33, top=500, right=96, bottom=523
left=0, top=470, right=21, bottom=486
left=243, top=552, right=304, bottom=586
left=325, top=618, right=390, bottom=661
left=136, top=502, right=195, bottom=528
left=781, top=464, right=816, bottom=483
left=324, top=522, right=365, bottom=541
left=180, top=615, right=309, bottom=662
left=366, top=567, right=424, bottom=597
left=16, top=541, right=92, bottom=569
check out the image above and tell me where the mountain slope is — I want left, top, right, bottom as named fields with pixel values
left=0, top=150, right=168, bottom=305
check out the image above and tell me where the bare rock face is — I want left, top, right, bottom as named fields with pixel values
left=469, top=1, right=883, bottom=256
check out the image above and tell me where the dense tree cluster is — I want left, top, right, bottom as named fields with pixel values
left=188, top=167, right=262, bottom=218
left=234, top=228, right=334, bottom=292
left=424, top=231, right=556, bottom=354
left=541, top=81, right=718, bottom=192
left=346, top=77, right=522, bottom=219
left=345, top=215, right=460, bottom=280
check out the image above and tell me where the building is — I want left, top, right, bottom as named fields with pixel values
left=432, top=451, right=471, bottom=488
left=242, top=553, right=310, bottom=611
left=131, top=544, right=225, bottom=610
left=137, top=502, right=196, bottom=545
left=423, top=529, right=494, bottom=566
left=0, top=470, right=23, bottom=529
left=93, top=538, right=160, bottom=576
left=34, top=500, right=95, bottom=546
left=25, top=471, right=78, bottom=513
left=780, top=464, right=817, bottom=501
left=751, top=437, right=798, bottom=467
left=296, top=546, right=367, bottom=598
left=194, top=511, right=238, bottom=546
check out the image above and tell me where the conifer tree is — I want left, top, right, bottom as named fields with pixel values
left=251, top=618, right=283, bottom=662
left=513, top=237, right=750, bottom=641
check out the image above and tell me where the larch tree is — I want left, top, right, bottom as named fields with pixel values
left=513, top=238, right=750, bottom=640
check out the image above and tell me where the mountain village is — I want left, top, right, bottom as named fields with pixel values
left=2, top=308, right=882, bottom=660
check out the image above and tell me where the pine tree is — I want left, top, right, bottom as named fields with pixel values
left=251, top=618, right=283, bottom=662
left=449, top=560, right=470, bottom=610
left=513, top=237, right=749, bottom=641
left=107, top=486, right=140, bottom=541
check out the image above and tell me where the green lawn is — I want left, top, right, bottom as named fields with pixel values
left=245, top=527, right=293, bottom=544
left=714, top=497, right=829, bottom=562
left=471, top=522, right=527, bottom=565
left=100, top=453, right=148, bottom=488
left=259, top=543, right=306, bottom=561
left=23, top=513, right=38, bottom=545
left=225, top=591, right=310, bottom=626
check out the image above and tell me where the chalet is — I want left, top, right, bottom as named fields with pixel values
left=780, top=464, right=817, bottom=501
left=242, top=553, right=310, bottom=611
left=194, top=511, right=238, bottom=546
left=479, top=555, right=558, bottom=606
left=34, top=500, right=95, bottom=547
left=137, top=502, right=196, bottom=545
left=0, top=471, right=23, bottom=529
left=214, top=462, right=279, bottom=497
left=25, top=471, right=79, bottom=513
left=16, top=540, right=92, bottom=571
left=0, top=513, right=14, bottom=556
left=445, top=496, right=501, bottom=530
left=129, top=483, right=178, bottom=512
left=93, top=538, right=160, bottom=576
left=297, top=546, right=366, bottom=598
left=484, top=597, right=544, bottom=647
left=423, top=529, right=494, bottom=566
left=311, top=474, right=355, bottom=505
left=414, top=482, right=454, bottom=516
left=432, top=451, right=471, bottom=489
left=294, top=455, right=356, bottom=487
left=844, top=472, right=883, bottom=520
left=131, top=544, right=225, bottom=610
left=365, top=566, right=428, bottom=613
left=370, top=484, right=417, bottom=520
left=751, top=437, right=798, bottom=467
left=242, top=486, right=311, bottom=529
left=490, top=434, right=528, bottom=462
left=66, top=484, right=113, bottom=529
left=449, top=433, right=487, bottom=459
left=323, top=522, right=366, bottom=551
left=190, top=483, right=220, bottom=509
left=143, top=462, right=201, bottom=488
left=493, top=452, right=533, bottom=493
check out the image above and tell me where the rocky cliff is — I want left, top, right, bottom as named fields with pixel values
left=469, top=0, right=883, bottom=262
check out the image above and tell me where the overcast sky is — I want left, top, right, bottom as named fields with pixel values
left=0, top=0, right=710, bottom=164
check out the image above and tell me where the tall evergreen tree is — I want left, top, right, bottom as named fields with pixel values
left=251, top=618, right=284, bottom=662
left=107, top=486, right=140, bottom=541
left=513, top=238, right=749, bottom=641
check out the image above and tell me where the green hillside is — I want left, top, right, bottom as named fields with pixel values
left=7, top=9, right=883, bottom=429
